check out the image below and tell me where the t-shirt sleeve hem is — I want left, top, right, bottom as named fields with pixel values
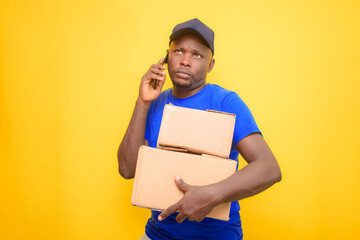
left=234, top=130, right=263, bottom=147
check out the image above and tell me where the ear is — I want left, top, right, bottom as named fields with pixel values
left=208, top=58, right=215, bottom=73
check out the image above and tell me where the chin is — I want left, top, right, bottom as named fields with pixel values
left=171, top=79, right=192, bottom=89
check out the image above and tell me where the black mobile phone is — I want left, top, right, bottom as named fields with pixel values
left=153, top=51, right=169, bottom=89
left=163, top=51, right=169, bottom=64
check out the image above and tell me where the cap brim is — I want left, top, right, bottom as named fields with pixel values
left=169, top=28, right=213, bottom=54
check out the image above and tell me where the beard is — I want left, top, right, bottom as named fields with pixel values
left=170, top=77, right=192, bottom=89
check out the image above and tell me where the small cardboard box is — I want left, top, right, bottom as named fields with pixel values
left=131, top=146, right=237, bottom=221
left=157, top=104, right=236, bottom=159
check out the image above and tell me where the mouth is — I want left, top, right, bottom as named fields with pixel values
left=174, top=69, right=191, bottom=79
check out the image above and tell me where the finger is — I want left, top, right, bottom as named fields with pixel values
left=157, top=75, right=166, bottom=88
left=150, top=67, right=166, bottom=76
left=158, top=203, right=179, bottom=221
left=176, top=212, right=187, bottom=223
left=152, top=75, right=166, bottom=90
left=175, top=176, right=190, bottom=192
left=151, top=63, right=167, bottom=70
left=148, top=73, right=165, bottom=82
left=157, top=57, right=164, bottom=65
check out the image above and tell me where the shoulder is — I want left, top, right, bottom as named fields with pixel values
left=206, top=84, right=234, bottom=97
left=206, top=84, right=253, bottom=116
left=205, top=84, right=242, bottom=109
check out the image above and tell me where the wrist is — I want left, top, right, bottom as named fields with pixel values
left=136, top=98, right=152, bottom=108
left=207, top=184, right=224, bottom=206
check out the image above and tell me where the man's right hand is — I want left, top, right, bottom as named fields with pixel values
left=139, top=58, right=167, bottom=103
left=118, top=58, right=166, bottom=179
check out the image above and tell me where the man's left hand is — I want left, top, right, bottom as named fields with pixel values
left=158, top=176, right=219, bottom=223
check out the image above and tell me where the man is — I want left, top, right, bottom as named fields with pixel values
left=118, top=18, right=282, bottom=240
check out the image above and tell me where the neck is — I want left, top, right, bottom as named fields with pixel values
left=172, top=82, right=207, bottom=98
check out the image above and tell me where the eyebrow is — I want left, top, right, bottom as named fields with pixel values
left=175, top=47, right=204, bottom=54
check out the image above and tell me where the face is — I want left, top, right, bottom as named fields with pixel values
left=168, top=34, right=215, bottom=90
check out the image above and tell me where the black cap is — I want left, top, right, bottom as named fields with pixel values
left=169, top=18, right=215, bottom=55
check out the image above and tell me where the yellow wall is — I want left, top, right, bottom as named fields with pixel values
left=1, top=0, right=359, bottom=239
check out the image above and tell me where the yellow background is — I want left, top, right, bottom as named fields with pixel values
left=1, top=0, right=359, bottom=239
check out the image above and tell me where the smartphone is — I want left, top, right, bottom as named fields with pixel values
left=153, top=51, right=168, bottom=89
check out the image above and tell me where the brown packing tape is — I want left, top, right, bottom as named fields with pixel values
left=158, top=145, right=188, bottom=153
left=206, top=109, right=236, bottom=116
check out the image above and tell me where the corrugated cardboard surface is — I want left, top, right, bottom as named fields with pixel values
left=131, top=146, right=237, bottom=221
left=157, top=104, right=235, bottom=158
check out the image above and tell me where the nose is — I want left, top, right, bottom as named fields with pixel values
left=180, top=53, right=191, bottom=68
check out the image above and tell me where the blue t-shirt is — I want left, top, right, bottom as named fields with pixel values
left=145, top=83, right=261, bottom=240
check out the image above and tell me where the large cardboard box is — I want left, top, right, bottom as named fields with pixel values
left=157, top=104, right=236, bottom=159
left=131, top=146, right=237, bottom=221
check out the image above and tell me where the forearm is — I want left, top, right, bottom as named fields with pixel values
left=157, top=157, right=281, bottom=223
left=211, top=157, right=282, bottom=204
left=117, top=98, right=151, bottom=179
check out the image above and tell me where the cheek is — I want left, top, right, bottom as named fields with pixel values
left=195, top=64, right=209, bottom=77
left=168, top=58, right=178, bottom=70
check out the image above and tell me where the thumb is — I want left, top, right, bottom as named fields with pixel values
left=175, top=176, right=190, bottom=192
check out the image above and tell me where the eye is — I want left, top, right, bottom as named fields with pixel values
left=194, top=53, right=202, bottom=58
left=175, top=50, right=183, bottom=54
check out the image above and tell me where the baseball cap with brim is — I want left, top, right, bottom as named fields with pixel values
left=169, top=18, right=215, bottom=55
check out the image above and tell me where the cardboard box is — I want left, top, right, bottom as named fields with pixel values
left=157, top=104, right=236, bottom=159
left=131, top=146, right=237, bottom=221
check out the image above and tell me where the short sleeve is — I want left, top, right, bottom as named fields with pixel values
left=221, top=92, right=261, bottom=146
left=145, top=104, right=153, bottom=143
left=145, top=119, right=150, bottom=142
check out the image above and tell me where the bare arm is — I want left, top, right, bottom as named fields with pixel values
left=211, top=132, right=282, bottom=203
left=117, top=58, right=166, bottom=179
left=158, top=132, right=281, bottom=222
